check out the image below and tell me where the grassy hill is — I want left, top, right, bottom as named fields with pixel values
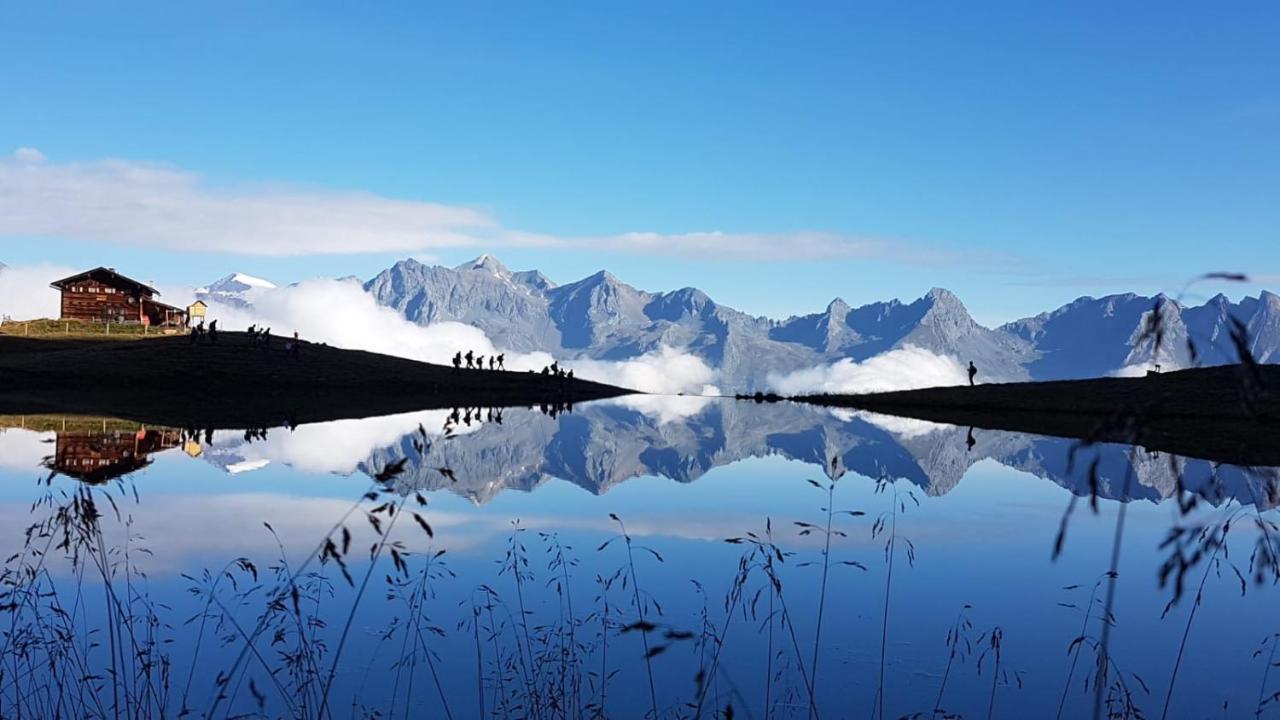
left=796, top=365, right=1280, bottom=467
left=0, top=318, right=173, bottom=338
left=0, top=333, right=631, bottom=428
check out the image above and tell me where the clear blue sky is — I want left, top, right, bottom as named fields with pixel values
left=1, top=1, right=1277, bottom=324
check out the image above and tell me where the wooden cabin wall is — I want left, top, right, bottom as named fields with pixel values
left=59, top=278, right=145, bottom=323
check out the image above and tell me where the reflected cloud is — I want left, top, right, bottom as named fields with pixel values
left=0, top=428, right=53, bottom=472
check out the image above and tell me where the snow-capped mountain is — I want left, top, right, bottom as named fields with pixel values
left=194, top=272, right=278, bottom=309
left=200, top=256, right=1278, bottom=388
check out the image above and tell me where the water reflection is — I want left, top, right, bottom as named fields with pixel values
left=164, top=398, right=1277, bottom=507
left=0, top=399, right=1277, bottom=719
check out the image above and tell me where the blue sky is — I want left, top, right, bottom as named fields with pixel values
left=1, top=1, right=1277, bottom=324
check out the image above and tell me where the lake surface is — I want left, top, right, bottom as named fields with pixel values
left=1, top=397, right=1277, bottom=719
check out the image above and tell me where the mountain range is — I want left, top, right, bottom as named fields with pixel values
left=201, top=255, right=1280, bottom=390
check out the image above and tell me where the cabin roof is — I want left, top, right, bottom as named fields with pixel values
left=50, top=267, right=159, bottom=296
left=187, top=300, right=208, bottom=308
left=144, top=298, right=186, bottom=313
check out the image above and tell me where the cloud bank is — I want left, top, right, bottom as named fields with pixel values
left=198, top=279, right=715, bottom=395
left=205, top=409, right=476, bottom=476
left=0, top=148, right=945, bottom=263
left=0, top=263, right=76, bottom=320
left=766, top=345, right=968, bottom=395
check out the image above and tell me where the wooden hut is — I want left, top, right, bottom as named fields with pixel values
left=49, top=267, right=187, bottom=327
left=187, top=300, right=208, bottom=327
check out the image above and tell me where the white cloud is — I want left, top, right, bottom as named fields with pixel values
left=0, top=149, right=949, bottom=263
left=204, top=279, right=513, bottom=366
left=0, top=263, right=77, bottom=321
left=766, top=345, right=968, bottom=395
left=605, top=394, right=718, bottom=424
left=848, top=410, right=950, bottom=438
left=13, top=147, right=45, bottom=164
left=208, top=409, right=477, bottom=476
left=0, top=151, right=499, bottom=256
left=0, top=429, right=54, bottom=472
left=198, top=280, right=711, bottom=394
left=595, top=231, right=943, bottom=264
left=565, top=346, right=720, bottom=395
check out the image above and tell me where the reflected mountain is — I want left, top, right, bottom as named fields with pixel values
left=9, top=400, right=1274, bottom=506
left=194, top=398, right=1277, bottom=507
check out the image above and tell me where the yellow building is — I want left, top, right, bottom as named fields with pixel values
left=186, top=300, right=207, bottom=327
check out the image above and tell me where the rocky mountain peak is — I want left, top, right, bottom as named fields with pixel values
left=457, top=254, right=510, bottom=276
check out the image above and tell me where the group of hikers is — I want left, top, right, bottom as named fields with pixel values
left=245, top=324, right=274, bottom=348
left=452, top=350, right=505, bottom=372
left=189, top=321, right=302, bottom=358
left=247, top=324, right=303, bottom=357
left=189, top=319, right=219, bottom=344
left=537, top=362, right=574, bottom=381
left=447, top=352, right=576, bottom=383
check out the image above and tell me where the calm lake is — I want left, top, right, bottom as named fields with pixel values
left=1, top=397, right=1276, bottom=719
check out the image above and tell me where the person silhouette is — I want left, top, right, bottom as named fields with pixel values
left=452, top=352, right=462, bottom=373
left=497, top=353, right=505, bottom=370
left=965, top=426, right=976, bottom=452
left=967, top=361, right=977, bottom=386
left=465, top=350, right=474, bottom=369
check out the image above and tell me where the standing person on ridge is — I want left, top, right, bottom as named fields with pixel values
left=967, top=361, right=977, bottom=386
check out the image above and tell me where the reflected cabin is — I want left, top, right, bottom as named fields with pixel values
left=50, top=267, right=188, bottom=327
left=50, top=426, right=183, bottom=484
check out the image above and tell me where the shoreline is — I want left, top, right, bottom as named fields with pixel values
left=794, top=364, right=1280, bottom=467
left=0, top=334, right=633, bottom=428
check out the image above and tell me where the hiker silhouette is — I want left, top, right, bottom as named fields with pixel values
left=967, top=361, right=977, bottom=386
left=965, top=426, right=976, bottom=452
